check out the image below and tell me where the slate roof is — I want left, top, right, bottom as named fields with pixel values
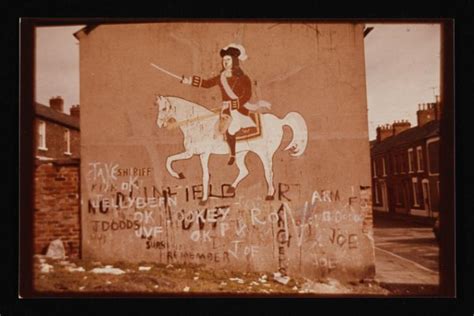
left=35, top=102, right=80, bottom=130
left=371, top=120, right=439, bottom=155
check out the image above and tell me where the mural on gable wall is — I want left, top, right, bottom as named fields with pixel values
left=154, top=43, right=308, bottom=204
left=80, top=23, right=375, bottom=283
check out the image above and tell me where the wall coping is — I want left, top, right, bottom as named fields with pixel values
left=35, top=158, right=80, bottom=167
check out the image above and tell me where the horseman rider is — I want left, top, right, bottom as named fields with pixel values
left=181, top=44, right=256, bottom=165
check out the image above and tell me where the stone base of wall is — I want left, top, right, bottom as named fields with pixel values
left=34, top=159, right=81, bottom=258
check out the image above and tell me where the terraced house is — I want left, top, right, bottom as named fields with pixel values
left=370, top=97, right=440, bottom=218
left=35, top=96, right=80, bottom=160
left=34, top=97, right=82, bottom=257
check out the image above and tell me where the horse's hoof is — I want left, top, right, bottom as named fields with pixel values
left=199, top=200, right=207, bottom=206
left=178, top=172, right=185, bottom=179
left=226, top=186, right=236, bottom=194
left=265, top=195, right=275, bottom=201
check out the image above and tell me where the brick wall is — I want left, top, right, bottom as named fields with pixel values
left=34, top=159, right=81, bottom=258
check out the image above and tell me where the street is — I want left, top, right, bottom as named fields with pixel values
left=373, top=213, right=439, bottom=294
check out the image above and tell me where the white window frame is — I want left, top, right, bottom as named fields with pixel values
left=382, top=157, right=387, bottom=177
left=421, top=179, right=431, bottom=211
left=412, top=177, right=419, bottom=207
left=372, top=160, right=377, bottom=178
left=416, top=146, right=424, bottom=172
left=426, top=137, right=440, bottom=176
left=374, top=181, right=379, bottom=204
left=408, top=148, right=414, bottom=173
left=64, top=129, right=72, bottom=155
left=38, top=120, right=47, bottom=151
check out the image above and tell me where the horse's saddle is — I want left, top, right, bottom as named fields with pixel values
left=217, top=112, right=262, bottom=141
left=236, top=112, right=262, bottom=140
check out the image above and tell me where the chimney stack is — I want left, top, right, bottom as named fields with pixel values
left=376, top=123, right=393, bottom=142
left=70, top=104, right=80, bottom=118
left=392, top=119, right=411, bottom=135
left=49, top=96, right=64, bottom=113
left=416, top=101, right=437, bottom=127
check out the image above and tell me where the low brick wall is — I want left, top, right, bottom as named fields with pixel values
left=34, top=159, right=81, bottom=258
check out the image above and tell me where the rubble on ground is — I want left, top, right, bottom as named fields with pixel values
left=138, top=266, right=152, bottom=271
left=273, top=272, right=290, bottom=285
left=40, top=263, right=54, bottom=273
left=45, top=239, right=66, bottom=260
left=229, top=277, right=245, bottom=284
left=66, top=266, right=85, bottom=272
left=90, top=265, right=126, bottom=275
left=33, top=256, right=391, bottom=295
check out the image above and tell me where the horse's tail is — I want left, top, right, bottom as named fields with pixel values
left=282, top=112, right=308, bottom=157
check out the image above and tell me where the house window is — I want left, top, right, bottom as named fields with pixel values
left=427, top=137, right=440, bottom=176
left=64, top=129, right=71, bottom=155
left=374, top=181, right=379, bottom=204
left=382, top=157, right=387, bottom=176
left=412, top=177, right=419, bottom=207
left=38, top=121, right=47, bottom=150
left=416, top=146, right=424, bottom=172
left=408, top=148, right=415, bottom=173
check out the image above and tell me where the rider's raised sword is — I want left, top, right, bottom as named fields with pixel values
left=150, top=63, right=182, bottom=81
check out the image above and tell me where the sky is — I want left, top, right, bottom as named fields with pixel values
left=35, top=25, right=84, bottom=113
left=364, top=24, right=440, bottom=139
left=35, top=23, right=440, bottom=139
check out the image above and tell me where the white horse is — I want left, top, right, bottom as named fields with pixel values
left=155, top=95, right=308, bottom=204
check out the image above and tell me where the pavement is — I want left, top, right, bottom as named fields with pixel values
left=372, top=212, right=440, bottom=295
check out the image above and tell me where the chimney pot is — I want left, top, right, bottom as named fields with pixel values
left=70, top=104, right=80, bottom=118
left=417, top=100, right=438, bottom=126
left=392, top=120, right=411, bottom=135
left=49, top=96, right=64, bottom=113
left=376, top=122, right=393, bottom=142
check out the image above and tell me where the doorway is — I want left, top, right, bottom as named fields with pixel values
left=422, top=179, right=432, bottom=217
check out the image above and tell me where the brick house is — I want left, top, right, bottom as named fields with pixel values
left=370, top=97, right=440, bottom=218
left=35, top=96, right=80, bottom=160
left=34, top=97, right=82, bottom=257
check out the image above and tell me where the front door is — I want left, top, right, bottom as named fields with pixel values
left=422, top=180, right=432, bottom=216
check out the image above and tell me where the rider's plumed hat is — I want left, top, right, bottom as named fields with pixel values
left=220, top=43, right=248, bottom=61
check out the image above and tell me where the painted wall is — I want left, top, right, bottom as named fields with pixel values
left=78, top=22, right=375, bottom=281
